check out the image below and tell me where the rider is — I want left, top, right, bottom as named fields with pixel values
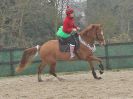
left=57, top=6, right=80, bottom=58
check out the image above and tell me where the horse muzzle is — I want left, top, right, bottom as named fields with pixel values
left=99, top=40, right=106, bottom=46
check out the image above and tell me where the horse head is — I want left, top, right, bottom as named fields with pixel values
left=80, top=24, right=105, bottom=46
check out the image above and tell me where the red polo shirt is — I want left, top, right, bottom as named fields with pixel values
left=63, top=16, right=77, bottom=34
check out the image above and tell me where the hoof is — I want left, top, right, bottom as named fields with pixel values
left=57, top=77, right=65, bottom=81
left=95, top=77, right=102, bottom=80
left=99, top=70, right=104, bottom=74
left=38, top=79, right=43, bottom=82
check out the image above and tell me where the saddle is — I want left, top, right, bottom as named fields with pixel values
left=58, top=33, right=80, bottom=52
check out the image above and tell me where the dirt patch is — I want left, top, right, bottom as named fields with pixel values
left=0, top=70, right=133, bottom=99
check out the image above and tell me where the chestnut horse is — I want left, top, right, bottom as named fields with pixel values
left=16, top=24, right=105, bottom=82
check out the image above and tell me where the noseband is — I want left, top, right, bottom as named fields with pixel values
left=95, top=30, right=103, bottom=42
left=96, top=31, right=100, bottom=41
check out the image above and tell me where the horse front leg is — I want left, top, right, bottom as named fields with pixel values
left=88, top=60, right=102, bottom=79
left=89, top=56, right=104, bottom=74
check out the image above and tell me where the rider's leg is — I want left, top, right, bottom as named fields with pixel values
left=67, top=34, right=76, bottom=58
left=70, top=44, right=75, bottom=58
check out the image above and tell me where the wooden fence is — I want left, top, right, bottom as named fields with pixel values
left=0, top=42, right=133, bottom=76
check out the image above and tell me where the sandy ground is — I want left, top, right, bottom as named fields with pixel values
left=0, top=70, right=133, bottom=99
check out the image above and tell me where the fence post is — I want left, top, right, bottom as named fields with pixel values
left=105, top=40, right=110, bottom=69
left=9, top=48, right=15, bottom=76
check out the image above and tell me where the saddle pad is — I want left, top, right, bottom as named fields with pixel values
left=58, top=34, right=80, bottom=52
left=59, top=39, right=70, bottom=52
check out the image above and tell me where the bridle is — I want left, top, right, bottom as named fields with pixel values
left=95, top=29, right=104, bottom=43
left=79, top=27, right=104, bottom=52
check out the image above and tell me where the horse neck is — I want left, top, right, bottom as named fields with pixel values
left=79, top=31, right=95, bottom=45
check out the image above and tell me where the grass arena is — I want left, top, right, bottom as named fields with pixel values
left=0, top=70, right=133, bottom=99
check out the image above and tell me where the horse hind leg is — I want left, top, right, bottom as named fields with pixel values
left=49, top=62, right=64, bottom=81
left=49, top=62, right=57, bottom=78
left=38, top=62, right=46, bottom=82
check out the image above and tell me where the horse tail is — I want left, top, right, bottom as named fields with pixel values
left=15, top=45, right=40, bottom=73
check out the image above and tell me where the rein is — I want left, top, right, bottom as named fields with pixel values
left=79, top=35, right=96, bottom=52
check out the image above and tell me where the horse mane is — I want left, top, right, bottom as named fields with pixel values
left=79, top=25, right=91, bottom=35
left=79, top=24, right=101, bottom=36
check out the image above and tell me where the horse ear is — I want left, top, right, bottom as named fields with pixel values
left=91, top=25, right=95, bottom=29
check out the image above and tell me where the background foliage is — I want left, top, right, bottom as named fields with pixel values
left=0, top=0, right=133, bottom=48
